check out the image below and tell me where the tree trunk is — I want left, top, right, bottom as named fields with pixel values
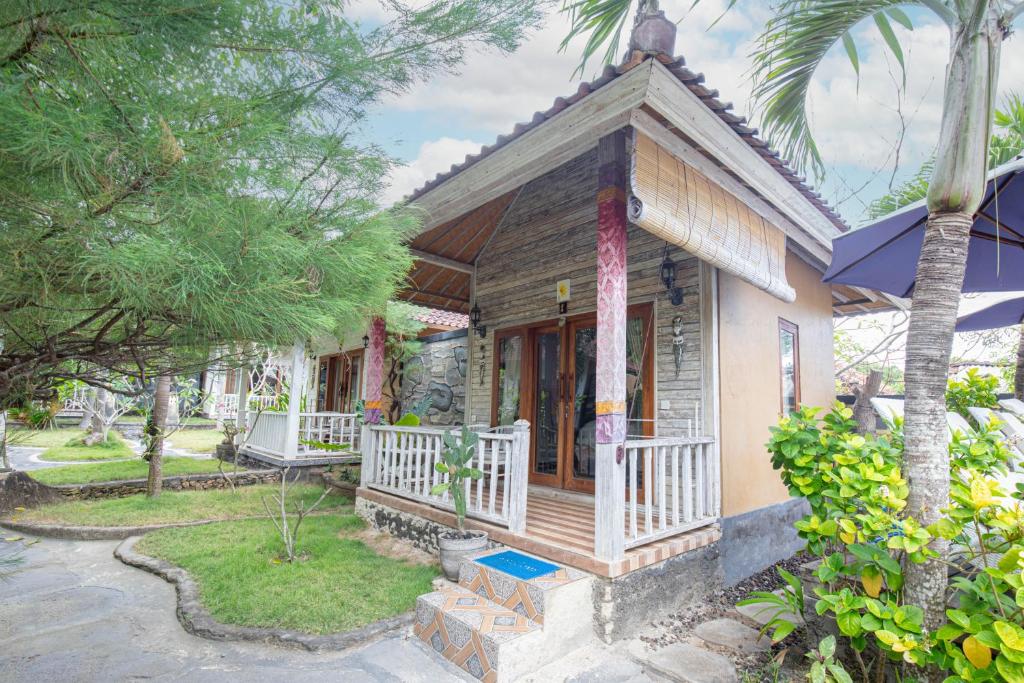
left=0, top=406, right=8, bottom=471
left=903, top=7, right=1001, bottom=653
left=853, top=369, right=883, bottom=434
left=903, top=213, right=972, bottom=633
left=146, top=375, right=171, bottom=498
left=85, top=388, right=110, bottom=445
left=78, top=388, right=95, bottom=430
left=1015, top=325, right=1024, bottom=400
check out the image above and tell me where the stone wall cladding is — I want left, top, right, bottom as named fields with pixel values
left=400, top=330, right=468, bottom=427
left=592, top=541, right=723, bottom=643
left=53, top=470, right=281, bottom=500
left=355, top=496, right=502, bottom=555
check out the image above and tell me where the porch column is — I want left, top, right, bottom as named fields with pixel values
left=234, top=366, right=248, bottom=445
left=594, top=130, right=629, bottom=562
left=363, top=317, right=386, bottom=425
left=284, top=341, right=306, bottom=459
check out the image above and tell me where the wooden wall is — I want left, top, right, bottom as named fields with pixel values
left=468, top=148, right=704, bottom=438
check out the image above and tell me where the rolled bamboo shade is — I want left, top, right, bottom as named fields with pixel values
left=629, top=132, right=796, bottom=303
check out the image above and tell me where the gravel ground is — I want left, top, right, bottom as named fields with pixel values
left=636, top=552, right=815, bottom=682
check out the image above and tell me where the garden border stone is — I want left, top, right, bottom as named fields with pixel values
left=0, top=518, right=225, bottom=540
left=114, top=535, right=415, bottom=651
left=46, top=469, right=280, bottom=501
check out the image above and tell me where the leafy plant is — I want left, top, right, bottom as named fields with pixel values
left=737, top=567, right=805, bottom=643
left=430, top=426, right=484, bottom=534
left=947, top=368, right=1000, bottom=421
left=805, top=636, right=853, bottom=683
left=763, top=404, right=1019, bottom=681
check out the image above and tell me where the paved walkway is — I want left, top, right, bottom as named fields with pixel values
left=0, top=535, right=476, bottom=682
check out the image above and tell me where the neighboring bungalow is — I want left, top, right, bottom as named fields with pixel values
left=231, top=307, right=469, bottom=466
left=347, top=10, right=895, bottom=660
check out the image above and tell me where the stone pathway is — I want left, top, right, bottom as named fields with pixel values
left=0, top=534, right=477, bottom=682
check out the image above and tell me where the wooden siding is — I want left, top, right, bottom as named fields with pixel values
left=468, top=149, right=704, bottom=438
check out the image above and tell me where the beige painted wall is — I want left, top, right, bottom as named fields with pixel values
left=718, top=253, right=835, bottom=517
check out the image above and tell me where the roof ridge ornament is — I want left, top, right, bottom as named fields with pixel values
left=625, top=0, right=676, bottom=61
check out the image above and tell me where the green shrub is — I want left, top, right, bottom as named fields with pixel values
left=947, top=368, right=1000, bottom=421
left=756, top=403, right=1021, bottom=681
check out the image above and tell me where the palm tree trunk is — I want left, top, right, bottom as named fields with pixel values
left=902, top=212, right=972, bottom=630
left=146, top=375, right=171, bottom=498
left=1014, top=325, right=1024, bottom=400
left=903, top=5, right=1001, bottom=648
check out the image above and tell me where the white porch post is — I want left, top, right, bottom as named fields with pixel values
left=284, top=342, right=306, bottom=459
left=235, top=366, right=248, bottom=446
left=594, top=130, right=629, bottom=562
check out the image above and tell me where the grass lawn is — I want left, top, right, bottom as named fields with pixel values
left=8, top=427, right=87, bottom=449
left=167, top=429, right=224, bottom=454
left=136, top=515, right=437, bottom=633
left=28, top=456, right=226, bottom=486
left=38, top=430, right=133, bottom=462
left=14, top=483, right=350, bottom=526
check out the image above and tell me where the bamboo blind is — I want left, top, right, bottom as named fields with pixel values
left=629, top=132, right=796, bottom=303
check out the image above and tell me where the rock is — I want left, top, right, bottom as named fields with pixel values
left=626, top=640, right=738, bottom=683
left=694, top=618, right=771, bottom=655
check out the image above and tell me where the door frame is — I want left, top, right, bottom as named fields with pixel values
left=490, top=303, right=656, bottom=492
left=317, top=349, right=364, bottom=413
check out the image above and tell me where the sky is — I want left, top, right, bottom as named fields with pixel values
left=357, top=0, right=1024, bottom=224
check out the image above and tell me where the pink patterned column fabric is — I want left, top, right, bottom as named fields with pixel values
left=363, top=317, right=386, bottom=424
left=595, top=135, right=628, bottom=445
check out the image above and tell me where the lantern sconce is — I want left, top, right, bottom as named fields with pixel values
left=362, top=334, right=369, bottom=349
left=470, top=303, right=487, bottom=338
left=660, top=249, right=684, bottom=306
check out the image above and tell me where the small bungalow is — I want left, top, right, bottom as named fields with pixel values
left=235, top=11, right=896, bottom=676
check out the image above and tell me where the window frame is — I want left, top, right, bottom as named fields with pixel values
left=778, top=318, right=801, bottom=415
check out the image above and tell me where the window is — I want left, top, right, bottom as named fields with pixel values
left=493, top=332, right=523, bottom=426
left=779, top=319, right=800, bottom=415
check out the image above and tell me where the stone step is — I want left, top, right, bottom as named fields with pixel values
left=458, top=548, right=590, bottom=626
left=694, top=617, right=771, bottom=656
left=414, top=583, right=544, bottom=683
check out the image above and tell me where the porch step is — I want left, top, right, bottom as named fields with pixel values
left=458, top=549, right=589, bottom=626
left=415, top=551, right=596, bottom=682
left=414, top=584, right=543, bottom=683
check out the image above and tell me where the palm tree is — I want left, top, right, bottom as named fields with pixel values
left=564, top=0, right=1024, bottom=635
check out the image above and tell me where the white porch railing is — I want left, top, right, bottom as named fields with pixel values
left=622, top=436, right=718, bottom=549
left=57, top=386, right=90, bottom=416
left=360, top=421, right=530, bottom=533
left=211, top=393, right=280, bottom=420
left=241, top=410, right=360, bottom=459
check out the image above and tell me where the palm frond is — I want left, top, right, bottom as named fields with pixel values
left=749, top=1, right=925, bottom=180
left=560, top=0, right=635, bottom=78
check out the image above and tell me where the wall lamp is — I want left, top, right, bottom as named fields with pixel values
left=660, top=250, right=684, bottom=306
left=362, top=334, right=369, bottom=349
left=470, top=303, right=487, bottom=338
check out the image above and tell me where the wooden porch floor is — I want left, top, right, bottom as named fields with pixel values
left=357, top=486, right=720, bottom=578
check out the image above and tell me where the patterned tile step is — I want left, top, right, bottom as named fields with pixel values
left=459, top=549, right=589, bottom=626
left=414, top=584, right=543, bottom=683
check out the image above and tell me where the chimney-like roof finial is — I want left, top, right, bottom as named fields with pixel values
left=627, top=0, right=676, bottom=59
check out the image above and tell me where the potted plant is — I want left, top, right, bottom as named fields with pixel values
left=431, top=425, right=487, bottom=580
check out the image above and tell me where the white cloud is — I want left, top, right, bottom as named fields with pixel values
left=382, top=137, right=485, bottom=206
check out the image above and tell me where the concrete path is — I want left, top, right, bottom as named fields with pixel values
left=0, top=535, right=476, bottom=682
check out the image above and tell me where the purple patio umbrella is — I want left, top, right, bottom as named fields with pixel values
left=823, top=158, right=1024, bottom=297
left=955, top=296, right=1024, bottom=332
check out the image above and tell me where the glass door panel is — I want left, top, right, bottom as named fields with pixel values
left=345, top=355, right=362, bottom=413
left=532, top=330, right=561, bottom=481
left=495, top=334, right=523, bottom=426
left=569, top=324, right=597, bottom=487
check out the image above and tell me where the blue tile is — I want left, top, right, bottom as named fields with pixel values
left=476, top=551, right=560, bottom=580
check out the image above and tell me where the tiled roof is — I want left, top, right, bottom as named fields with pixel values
left=412, top=307, right=469, bottom=329
left=407, top=52, right=848, bottom=232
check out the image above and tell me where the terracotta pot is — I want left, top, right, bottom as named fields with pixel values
left=438, top=529, right=488, bottom=581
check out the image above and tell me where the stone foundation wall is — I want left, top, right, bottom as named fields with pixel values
left=355, top=496, right=501, bottom=555
left=54, top=470, right=281, bottom=500
left=400, top=330, right=468, bottom=426
left=592, top=541, right=723, bottom=643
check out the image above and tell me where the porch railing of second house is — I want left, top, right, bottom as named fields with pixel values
left=622, top=436, right=719, bottom=550
left=242, top=410, right=360, bottom=458
left=360, top=421, right=530, bottom=533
